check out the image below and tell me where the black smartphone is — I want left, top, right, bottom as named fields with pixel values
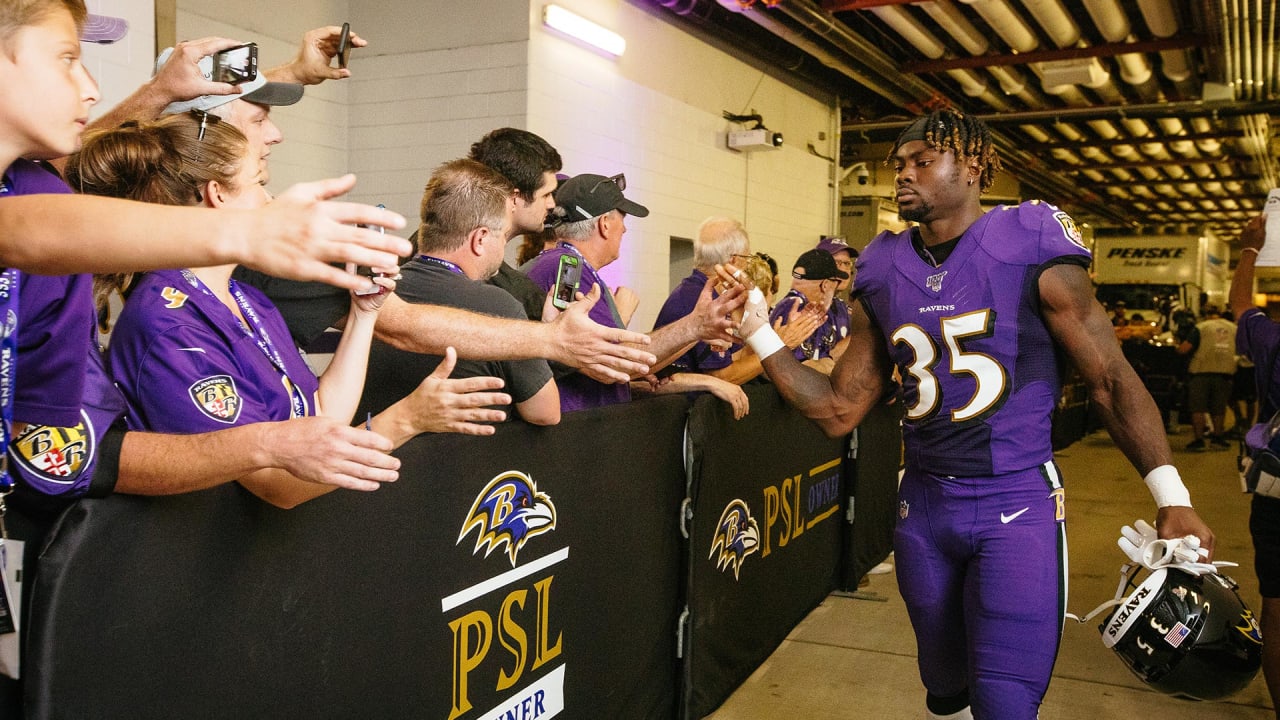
left=336, top=23, right=351, bottom=69
left=552, top=254, right=582, bottom=310
left=212, top=43, right=257, bottom=84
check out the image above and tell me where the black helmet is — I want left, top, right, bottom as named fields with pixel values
left=1100, top=567, right=1262, bottom=701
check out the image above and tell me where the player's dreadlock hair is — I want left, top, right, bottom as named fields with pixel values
left=887, top=109, right=1001, bottom=193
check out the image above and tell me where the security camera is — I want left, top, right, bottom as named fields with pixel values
left=854, top=162, right=870, bottom=185
left=770, top=131, right=783, bottom=148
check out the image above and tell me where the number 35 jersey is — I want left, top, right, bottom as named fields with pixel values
left=857, top=201, right=1091, bottom=477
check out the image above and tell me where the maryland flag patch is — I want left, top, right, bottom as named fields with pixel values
left=189, top=375, right=241, bottom=423
left=10, top=410, right=95, bottom=491
left=1053, top=210, right=1088, bottom=251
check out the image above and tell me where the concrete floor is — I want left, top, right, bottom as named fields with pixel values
left=707, top=426, right=1276, bottom=719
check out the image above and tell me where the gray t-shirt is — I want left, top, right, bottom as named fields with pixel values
left=359, top=257, right=554, bottom=418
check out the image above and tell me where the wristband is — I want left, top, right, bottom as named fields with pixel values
left=1241, top=247, right=1261, bottom=257
left=1144, top=465, right=1192, bottom=508
left=745, top=323, right=785, bottom=360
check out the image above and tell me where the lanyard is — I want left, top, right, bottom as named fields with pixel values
left=0, top=269, right=16, bottom=498
left=557, top=243, right=624, bottom=328
left=418, top=255, right=465, bottom=276
left=181, top=271, right=307, bottom=418
left=228, top=280, right=307, bottom=418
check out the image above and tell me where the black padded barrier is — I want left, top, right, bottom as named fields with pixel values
left=680, top=386, right=848, bottom=720
left=27, top=396, right=690, bottom=720
left=23, top=386, right=903, bottom=720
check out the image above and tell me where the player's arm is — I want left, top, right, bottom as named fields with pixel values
left=374, top=285, right=656, bottom=382
left=266, top=25, right=368, bottom=85
left=1038, top=261, right=1214, bottom=553
left=1231, top=214, right=1264, bottom=318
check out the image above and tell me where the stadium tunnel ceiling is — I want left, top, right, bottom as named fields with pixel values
left=637, top=0, right=1280, bottom=241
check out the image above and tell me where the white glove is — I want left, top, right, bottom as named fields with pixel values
left=1117, top=520, right=1235, bottom=577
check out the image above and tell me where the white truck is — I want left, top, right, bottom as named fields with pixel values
left=1091, top=231, right=1229, bottom=329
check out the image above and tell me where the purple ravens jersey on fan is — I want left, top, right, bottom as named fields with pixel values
left=857, top=201, right=1091, bottom=477
left=107, top=269, right=320, bottom=434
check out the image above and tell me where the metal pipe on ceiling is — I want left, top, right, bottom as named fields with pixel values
left=840, top=99, right=1280, bottom=130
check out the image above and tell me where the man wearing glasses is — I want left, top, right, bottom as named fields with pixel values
left=526, top=173, right=744, bottom=411
left=653, top=217, right=751, bottom=375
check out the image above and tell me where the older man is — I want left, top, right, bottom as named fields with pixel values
left=526, top=173, right=743, bottom=411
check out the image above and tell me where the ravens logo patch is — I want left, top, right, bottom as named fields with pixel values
left=1053, top=210, right=1089, bottom=252
left=189, top=375, right=242, bottom=423
left=10, top=410, right=95, bottom=492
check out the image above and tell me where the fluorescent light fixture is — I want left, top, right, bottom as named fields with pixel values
left=543, top=4, right=626, bottom=57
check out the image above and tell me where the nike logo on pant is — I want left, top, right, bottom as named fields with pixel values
left=1000, top=507, right=1030, bottom=524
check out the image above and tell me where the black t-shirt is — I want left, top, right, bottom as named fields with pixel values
left=230, top=268, right=351, bottom=350
left=359, top=258, right=554, bottom=419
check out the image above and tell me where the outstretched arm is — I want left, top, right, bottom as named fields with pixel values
left=375, top=284, right=656, bottom=382
left=0, top=177, right=409, bottom=288
left=1039, top=262, right=1214, bottom=554
left=646, top=279, right=745, bottom=375
left=115, top=416, right=400, bottom=496
left=716, top=265, right=886, bottom=436
left=240, top=348, right=511, bottom=509
left=266, top=26, right=369, bottom=85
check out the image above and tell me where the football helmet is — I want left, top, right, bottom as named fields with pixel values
left=1099, top=566, right=1262, bottom=701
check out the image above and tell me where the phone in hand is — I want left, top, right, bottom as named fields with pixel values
left=552, top=254, right=582, bottom=310
left=336, top=22, right=351, bottom=69
left=354, top=207, right=386, bottom=296
left=212, top=43, right=258, bottom=84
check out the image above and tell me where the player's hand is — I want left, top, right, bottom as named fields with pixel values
left=1155, top=506, right=1215, bottom=562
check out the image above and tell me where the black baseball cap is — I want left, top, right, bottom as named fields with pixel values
left=792, top=249, right=849, bottom=281
left=554, top=173, right=650, bottom=222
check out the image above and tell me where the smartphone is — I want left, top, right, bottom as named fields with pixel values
left=212, top=43, right=257, bottom=84
left=552, top=254, right=582, bottom=310
left=354, top=206, right=386, bottom=296
left=336, top=23, right=351, bottom=69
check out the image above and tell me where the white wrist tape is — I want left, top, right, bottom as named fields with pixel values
left=745, top=323, right=785, bottom=360
left=1144, top=465, right=1192, bottom=508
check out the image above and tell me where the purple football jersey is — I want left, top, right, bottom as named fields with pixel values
left=857, top=201, right=1091, bottom=476
left=0, top=160, right=92, bottom=428
left=107, top=269, right=321, bottom=433
left=526, top=244, right=631, bottom=411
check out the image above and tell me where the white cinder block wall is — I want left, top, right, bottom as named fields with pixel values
left=82, top=0, right=155, bottom=120
left=168, top=0, right=839, bottom=332
left=525, top=0, right=838, bottom=331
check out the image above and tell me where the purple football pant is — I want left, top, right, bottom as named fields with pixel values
left=894, top=462, right=1067, bottom=720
